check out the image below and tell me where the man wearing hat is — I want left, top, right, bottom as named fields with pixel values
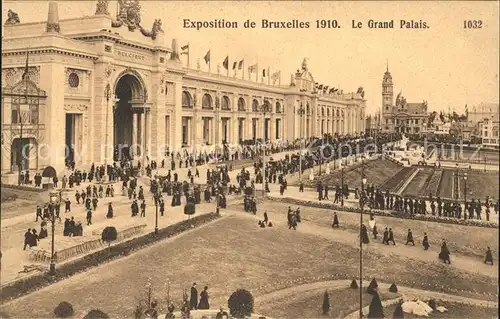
left=190, top=282, right=198, bottom=310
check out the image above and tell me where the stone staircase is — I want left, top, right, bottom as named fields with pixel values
left=379, top=167, right=415, bottom=192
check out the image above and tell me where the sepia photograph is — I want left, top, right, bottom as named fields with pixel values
left=0, top=1, right=498, bottom=318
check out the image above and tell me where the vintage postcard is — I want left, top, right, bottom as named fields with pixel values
left=1, top=1, right=498, bottom=318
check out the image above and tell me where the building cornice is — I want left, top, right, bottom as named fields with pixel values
left=2, top=48, right=98, bottom=61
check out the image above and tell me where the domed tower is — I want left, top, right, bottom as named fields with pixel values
left=382, top=61, right=394, bottom=130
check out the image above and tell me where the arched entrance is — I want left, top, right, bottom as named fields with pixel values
left=114, top=73, right=144, bottom=161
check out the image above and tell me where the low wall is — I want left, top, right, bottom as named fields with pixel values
left=29, top=224, right=147, bottom=263
left=2, top=212, right=220, bottom=303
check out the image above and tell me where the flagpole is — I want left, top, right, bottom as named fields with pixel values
left=187, top=42, right=190, bottom=68
left=227, top=57, right=229, bottom=77
left=268, top=67, right=270, bottom=85
left=256, top=62, right=258, bottom=83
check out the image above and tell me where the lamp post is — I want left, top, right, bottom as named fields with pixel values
left=298, top=104, right=305, bottom=181
left=463, top=173, right=468, bottom=219
left=16, top=112, right=28, bottom=186
left=104, top=84, right=111, bottom=167
left=49, top=191, right=60, bottom=275
left=142, top=89, right=148, bottom=175
left=359, top=174, right=367, bottom=318
left=260, top=102, right=272, bottom=198
left=340, top=161, right=344, bottom=207
left=154, top=189, right=160, bottom=235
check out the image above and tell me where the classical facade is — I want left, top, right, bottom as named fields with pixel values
left=1, top=1, right=366, bottom=174
left=381, top=65, right=428, bottom=134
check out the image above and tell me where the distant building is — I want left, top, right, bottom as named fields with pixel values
left=467, top=103, right=499, bottom=126
left=479, top=118, right=499, bottom=148
left=365, top=112, right=381, bottom=136
left=381, top=64, right=428, bottom=134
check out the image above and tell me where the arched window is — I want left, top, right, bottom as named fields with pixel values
left=263, top=100, right=271, bottom=112
left=322, top=107, right=325, bottom=117
left=221, top=96, right=230, bottom=110
left=275, top=102, right=282, bottom=113
left=252, top=99, right=259, bottom=112
left=182, top=91, right=192, bottom=108
left=327, top=108, right=330, bottom=117
left=336, top=109, right=340, bottom=117
left=202, top=93, right=213, bottom=109
left=238, top=97, right=246, bottom=111
left=306, top=102, right=310, bottom=115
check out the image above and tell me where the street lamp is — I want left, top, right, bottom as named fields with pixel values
left=463, top=173, right=468, bottom=220
left=260, top=102, right=272, bottom=198
left=154, top=189, right=160, bottom=235
left=359, top=175, right=367, bottom=318
left=340, top=161, right=344, bottom=207
left=297, top=104, right=306, bottom=181
left=49, top=191, right=60, bottom=275
left=104, top=84, right=111, bottom=167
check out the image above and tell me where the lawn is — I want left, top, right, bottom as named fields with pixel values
left=0, top=214, right=497, bottom=318
left=384, top=301, right=497, bottom=319
left=259, top=201, right=498, bottom=260
left=299, top=159, right=403, bottom=189
left=402, top=168, right=434, bottom=197
left=463, top=171, right=500, bottom=200
left=256, top=287, right=399, bottom=318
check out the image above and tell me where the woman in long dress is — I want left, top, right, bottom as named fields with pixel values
left=361, top=224, right=370, bottom=244
left=422, top=232, right=430, bottom=250
left=38, top=219, right=48, bottom=239
left=197, top=286, right=210, bottom=310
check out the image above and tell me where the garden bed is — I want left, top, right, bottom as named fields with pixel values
left=257, top=287, right=399, bottom=318
left=0, top=212, right=220, bottom=303
left=268, top=196, right=498, bottom=228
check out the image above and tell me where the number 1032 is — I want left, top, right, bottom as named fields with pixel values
left=464, top=20, right=482, bottom=29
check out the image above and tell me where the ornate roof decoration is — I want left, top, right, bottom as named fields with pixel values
left=5, top=9, right=20, bottom=25
left=111, top=0, right=163, bottom=40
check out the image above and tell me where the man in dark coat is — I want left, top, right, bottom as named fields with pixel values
left=405, top=228, right=415, bottom=245
left=485, top=246, right=494, bottom=265
left=388, top=228, right=396, bottom=245
left=382, top=228, right=389, bottom=245
left=190, top=283, right=198, bottom=310
left=332, top=212, right=339, bottom=228
left=422, top=232, right=430, bottom=250
left=23, top=228, right=32, bottom=250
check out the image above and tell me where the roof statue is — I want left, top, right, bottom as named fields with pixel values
left=111, top=0, right=163, bottom=40
left=95, top=0, right=109, bottom=15
left=301, top=58, right=308, bottom=71
left=5, top=9, right=20, bottom=25
left=290, top=74, right=296, bottom=86
left=357, top=86, right=365, bottom=98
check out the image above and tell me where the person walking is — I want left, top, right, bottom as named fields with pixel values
left=405, top=229, right=415, bottom=246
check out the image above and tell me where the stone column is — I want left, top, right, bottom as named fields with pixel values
left=140, top=112, right=145, bottom=158
left=147, top=109, right=152, bottom=157
left=132, top=112, right=138, bottom=157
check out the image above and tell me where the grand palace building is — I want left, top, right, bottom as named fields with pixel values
left=1, top=1, right=366, bottom=175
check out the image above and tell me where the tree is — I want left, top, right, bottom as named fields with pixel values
left=392, top=300, right=404, bottom=319
left=83, top=309, right=109, bottom=319
left=228, top=289, right=254, bottom=318
left=322, top=290, right=330, bottom=315
left=366, top=278, right=378, bottom=295
left=350, top=279, right=358, bottom=289
left=101, top=227, right=118, bottom=248
left=367, top=292, right=384, bottom=319
left=389, top=283, right=398, bottom=293
left=54, top=301, right=74, bottom=318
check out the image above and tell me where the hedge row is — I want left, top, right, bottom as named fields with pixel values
left=1, top=212, right=220, bottom=303
left=268, top=197, right=498, bottom=228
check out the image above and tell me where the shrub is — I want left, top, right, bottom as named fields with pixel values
left=392, top=300, right=404, bottom=319
left=83, top=309, right=109, bottom=319
left=366, top=278, right=378, bottom=295
left=389, top=283, right=398, bottom=293
left=322, top=290, right=330, bottom=315
left=228, top=289, right=254, bottom=318
left=101, top=227, right=118, bottom=247
left=367, top=292, right=384, bottom=319
left=54, top=301, right=74, bottom=318
left=350, top=279, right=358, bottom=289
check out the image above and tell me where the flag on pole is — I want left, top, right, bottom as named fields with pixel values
left=232, top=61, right=237, bottom=70
left=204, top=50, right=211, bottom=64
left=271, top=70, right=281, bottom=85
left=238, top=60, right=244, bottom=69
left=318, top=84, right=323, bottom=90
left=323, top=85, right=329, bottom=92
left=262, top=69, right=266, bottom=77
left=223, top=56, right=229, bottom=70
left=181, top=44, right=189, bottom=51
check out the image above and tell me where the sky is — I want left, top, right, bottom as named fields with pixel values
left=2, top=0, right=499, bottom=115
